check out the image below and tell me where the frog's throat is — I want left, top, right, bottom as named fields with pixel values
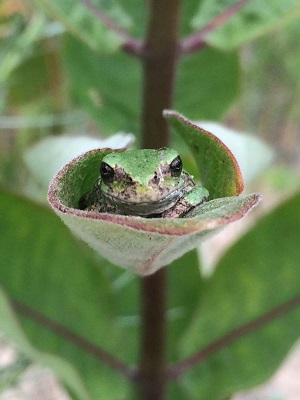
left=102, top=188, right=187, bottom=216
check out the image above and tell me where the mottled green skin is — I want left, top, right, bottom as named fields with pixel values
left=79, top=148, right=209, bottom=218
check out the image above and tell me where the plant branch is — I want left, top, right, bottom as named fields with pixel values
left=167, top=294, right=300, bottom=379
left=12, top=299, right=136, bottom=380
left=80, top=0, right=142, bottom=57
left=181, top=0, right=251, bottom=55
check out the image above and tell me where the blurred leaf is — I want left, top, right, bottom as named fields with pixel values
left=179, top=191, right=300, bottom=399
left=195, top=122, right=274, bottom=185
left=167, top=251, right=206, bottom=360
left=102, top=250, right=205, bottom=363
left=0, top=13, right=47, bottom=84
left=63, top=35, right=142, bottom=135
left=0, top=190, right=132, bottom=399
left=0, top=287, right=90, bottom=400
left=34, top=0, right=125, bottom=52
left=192, top=0, right=300, bottom=50
left=175, top=48, right=239, bottom=120
left=164, top=111, right=244, bottom=198
left=8, top=51, right=50, bottom=104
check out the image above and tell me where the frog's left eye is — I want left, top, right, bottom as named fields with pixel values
left=170, top=156, right=182, bottom=177
left=100, top=162, right=114, bottom=184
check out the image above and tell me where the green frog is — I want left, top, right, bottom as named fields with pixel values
left=78, top=148, right=209, bottom=218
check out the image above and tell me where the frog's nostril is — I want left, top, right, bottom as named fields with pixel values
left=153, top=174, right=160, bottom=183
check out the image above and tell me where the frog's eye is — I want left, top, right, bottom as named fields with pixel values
left=170, top=156, right=182, bottom=177
left=100, top=162, right=114, bottom=184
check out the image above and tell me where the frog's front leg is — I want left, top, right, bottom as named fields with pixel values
left=162, top=186, right=209, bottom=218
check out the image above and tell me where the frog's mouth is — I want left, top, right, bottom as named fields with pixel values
left=102, top=188, right=185, bottom=217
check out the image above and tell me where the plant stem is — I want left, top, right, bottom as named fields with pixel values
left=138, top=1, right=181, bottom=399
left=141, top=0, right=181, bottom=149
left=138, top=269, right=168, bottom=399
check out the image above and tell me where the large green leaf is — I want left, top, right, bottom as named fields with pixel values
left=178, top=191, right=300, bottom=399
left=192, top=0, right=300, bottom=50
left=0, top=190, right=132, bottom=399
left=62, top=35, right=142, bottom=135
left=0, top=287, right=90, bottom=400
left=175, top=47, right=239, bottom=120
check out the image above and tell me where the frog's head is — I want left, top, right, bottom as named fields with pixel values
left=99, top=148, right=194, bottom=216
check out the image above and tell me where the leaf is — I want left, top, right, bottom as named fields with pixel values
left=34, top=0, right=124, bottom=52
left=192, top=0, right=300, bottom=50
left=178, top=191, right=300, bottom=399
left=62, top=35, right=142, bottom=134
left=48, top=146, right=260, bottom=276
left=0, top=190, right=131, bottom=399
left=0, top=287, right=90, bottom=400
left=0, top=12, right=47, bottom=84
left=164, top=110, right=244, bottom=198
left=175, top=48, right=239, bottom=120
left=195, top=122, right=274, bottom=185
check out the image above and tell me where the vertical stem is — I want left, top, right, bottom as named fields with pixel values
left=139, top=1, right=181, bottom=399
left=139, top=269, right=167, bottom=400
left=141, top=0, right=181, bottom=149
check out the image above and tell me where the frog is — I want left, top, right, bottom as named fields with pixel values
left=78, top=148, right=209, bottom=218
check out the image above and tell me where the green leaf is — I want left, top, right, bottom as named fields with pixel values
left=0, top=287, right=90, bottom=400
left=179, top=191, right=300, bottom=399
left=34, top=0, right=124, bottom=52
left=0, top=190, right=131, bottom=399
left=164, top=111, right=244, bottom=198
left=62, top=35, right=142, bottom=134
left=48, top=146, right=260, bottom=275
left=192, top=0, right=300, bottom=50
left=175, top=48, right=239, bottom=120
left=196, top=122, right=274, bottom=185
left=0, top=12, right=47, bottom=84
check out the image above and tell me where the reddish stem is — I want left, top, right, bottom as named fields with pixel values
left=12, top=300, right=136, bottom=380
left=181, top=0, right=252, bottom=55
left=80, top=0, right=142, bottom=57
left=167, top=294, right=300, bottom=379
left=138, top=1, right=181, bottom=399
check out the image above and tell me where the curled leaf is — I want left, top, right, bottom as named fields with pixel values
left=164, top=110, right=244, bottom=199
left=195, top=121, right=274, bottom=185
left=48, top=147, right=261, bottom=276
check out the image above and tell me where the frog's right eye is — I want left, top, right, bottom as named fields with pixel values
left=100, top=162, right=114, bottom=184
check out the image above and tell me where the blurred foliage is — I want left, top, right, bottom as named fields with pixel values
left=0, top=0, right=300, bottom=399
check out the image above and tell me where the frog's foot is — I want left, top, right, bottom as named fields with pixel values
left=161, top=187, right=209, bottom=218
